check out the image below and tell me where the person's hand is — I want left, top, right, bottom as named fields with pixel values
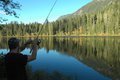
left=37, top=39, right=41, bottom=45
left=29, top=38, right=40, bottom=53
left=33, top=38, right=41, bottom=45
left=19, top=39, right=33, bottom=52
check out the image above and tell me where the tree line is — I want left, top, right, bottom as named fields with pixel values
left=0, top=0, right=119, bottom=37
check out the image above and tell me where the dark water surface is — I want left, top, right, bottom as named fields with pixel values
left=0, top=37, right=120, bottom=80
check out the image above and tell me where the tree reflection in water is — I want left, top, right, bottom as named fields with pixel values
left=0, top=37, right=120, bottom=80
left=27, top=65, right=72, bottom=80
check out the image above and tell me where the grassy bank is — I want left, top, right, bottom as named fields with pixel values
left=0, top=34, right=120, bottom=38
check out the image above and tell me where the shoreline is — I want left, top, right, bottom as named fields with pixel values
left=0, top=35, right=120, bottom=38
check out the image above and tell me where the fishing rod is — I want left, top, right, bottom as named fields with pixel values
left=37, top=0, right=58, bottom=37
left=30, top=0, right=58, bottom=53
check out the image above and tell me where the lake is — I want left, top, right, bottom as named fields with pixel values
left=0, top=37, right=120, bottom=80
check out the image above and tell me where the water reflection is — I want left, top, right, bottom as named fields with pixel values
left=27, top=48, right=110, bottom=80
left=0, top=37, right=120, bottom=80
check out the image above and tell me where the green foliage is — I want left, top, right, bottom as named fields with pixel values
left=0, top=0, right=21, bottom=22
left=0, top=0, right=119, bottom=36
left=53, top=0, right=120, bottom=36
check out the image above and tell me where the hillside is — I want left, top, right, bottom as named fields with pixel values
left=73, top=0, right=114, bottom=15
left=56, top=0, right=120, bottom=36
left=59, top=0, right=115, bottom=20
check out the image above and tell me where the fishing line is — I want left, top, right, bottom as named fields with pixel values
left=30, top=0, right=58, bottom=53
left=37, top=0, right=58, bottom=38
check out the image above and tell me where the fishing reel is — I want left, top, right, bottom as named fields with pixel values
left=37, top=39, right=41, bottom=45
left=30, top=39, right=41, bottom=53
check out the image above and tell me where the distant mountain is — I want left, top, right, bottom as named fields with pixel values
left=58, top=0, right=115, bottom=20
left=73, top=0, right=114, bottom=15
left=58, top=14, right=72, bottom=20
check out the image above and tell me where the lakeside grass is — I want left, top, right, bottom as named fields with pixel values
left=0, top=34, right=120, bottom=38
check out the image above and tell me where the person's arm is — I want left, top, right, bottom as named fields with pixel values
left=27, top=40, right=39, bottom=62
left=19, top=39, right=33, bottom=52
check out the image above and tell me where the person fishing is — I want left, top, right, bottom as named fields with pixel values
left=4, top=37, right=40, bottom=80
left=4, top=0, right=57, bottom=80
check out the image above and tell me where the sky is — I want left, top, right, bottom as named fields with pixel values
left=1, top=0, right=92, bottom=24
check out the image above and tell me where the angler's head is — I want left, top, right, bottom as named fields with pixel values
left=8, top=37, right=20, bottom=51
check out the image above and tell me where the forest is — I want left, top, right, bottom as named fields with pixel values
left=0, top=0, right=120, bottom=37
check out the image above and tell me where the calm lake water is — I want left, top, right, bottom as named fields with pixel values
left=0, top=37, right=120, bottom=80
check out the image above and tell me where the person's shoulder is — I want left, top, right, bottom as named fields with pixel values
left=18, top=53, right=28, bottom=58
left=18, top=53, right=28, bottom=63
left=18, top=53, right=24, bottom=55
left=5, top=52, right=10, bottom=57
left=17, top=53, right=26, bottom=56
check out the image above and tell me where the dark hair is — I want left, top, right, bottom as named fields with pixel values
left=8, top=37, right=20, bottom=50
